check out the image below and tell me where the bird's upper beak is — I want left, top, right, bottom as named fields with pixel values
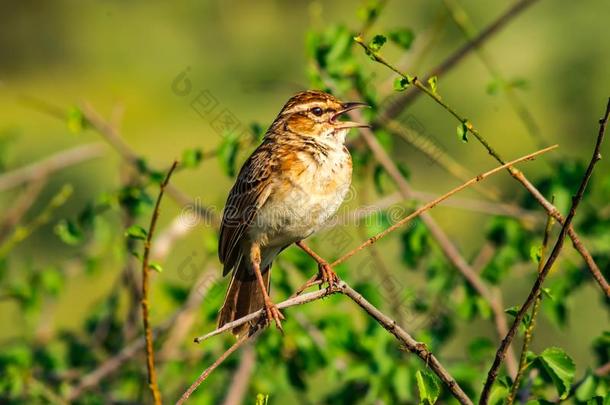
left=331, top=102, right=370, bottom=129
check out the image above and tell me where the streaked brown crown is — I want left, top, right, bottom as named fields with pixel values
left=279, top=90, right=343, bottom=115
left=271, top=90, right=344, bottom=138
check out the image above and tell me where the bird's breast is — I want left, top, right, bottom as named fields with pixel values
left=250, top=145, right=352, bottom=248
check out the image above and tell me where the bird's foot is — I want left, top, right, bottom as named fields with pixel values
left=264, top=298, right=285, bottom=332
left=317, top=261, right=339, bottom=289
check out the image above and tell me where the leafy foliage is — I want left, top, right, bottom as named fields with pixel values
left=0, top=2, right=608, bottom=405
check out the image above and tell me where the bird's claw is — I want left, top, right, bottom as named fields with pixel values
left=317, top=262, right=339, bottom=289
left=264, top=299, right=284, bottom=332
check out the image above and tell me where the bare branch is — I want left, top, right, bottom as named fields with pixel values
left=334, top=190, right=540, bottom=228
left=220, top=345, right=256, bottom=405
left=141, top=160, right=179, bottom=405
left=66, top=270, right=215, bottom=401
left=331, top=144, right=557, bottom=267
left=79, top=102, right=219, bottom=225
left=355, top=36, right=610, bottom=297
left=177, top=332, right=254, bottom=405
left=0, top=178, right=46, bottom=243
left=194, top=287, right=334, bottom=343
left=377, top=0, right=541, bottom=122
left=506, top=201, right=555, bottom=405
left=348, top=110, right=547, bottom=376
left=191, top=280, right=473, bottom=405
left=479, top=97, right=610, bottom=404
left=0, top=143, right=105, bottom=192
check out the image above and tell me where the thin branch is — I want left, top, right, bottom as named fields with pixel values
left=0, top=143, right=105, bottom=192
left=355, top=37, right=610, bottom=297
left=506, top=200, right=555, bottom=405
left=0, top=178, right=46, bottom=243
left=384, top=118, right=503, bottom=202
left=141, top=160, right=179, bottom=405
left=471, top=242, right=497, bottom=274
left=177, top=332, right=254, bottom=405
left=192, top=280, right=473, bottom=405
left=377, top=0, right=541, bottom=122
left=331, top=144, right=557, bottom=267
left=78, top=102, right=219, bottom=225
left=194, top=288, right=334, bottom=343
left=441, top=0, right=548, bottom=152
left=159, top=270, right=221, bottom=360
left=220, top=344, right=256, bottom=405
left=479, top=98, right=610, bottom=404
left=340, top=282, right=473, bottom=405
left=351, top=109, right=521, bottom=376
left=0, top=184, right=73, bottom=258
left=66, top=269, right=215, bottom=401
left=334, top=190, right=540, bottom=228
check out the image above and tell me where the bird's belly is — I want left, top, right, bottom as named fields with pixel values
left=250, top=162, right=351, bottom=248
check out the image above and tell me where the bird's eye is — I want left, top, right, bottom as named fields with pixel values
left=311, top=107, right=323, bottom=116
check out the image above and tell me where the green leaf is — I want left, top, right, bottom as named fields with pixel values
left=358, top=0, right=383, bottom=24
left=369, top=34, right=387, bottom=52
left=255, top=393, right=269, bottom=405
left=217, top=132, right=240, bottom=177
left=393, top=77, right=410, bottom=91
left=249, top=122, right=264, bottom=142
left=427, top=76, right=438, bottom=94
left=54, top=219, right=83, bottom=245
left=388, top=28, right=415, bottom=50
left=149, top=262, right=163, bottom=273
left=416, top=369, right=440, bottom=405
left=486, top=79, right=501, bottom=95
left=66, top=107, right=86, bottom=134
left=124, top=225, right=148, bottom=240
left=538, top=347, right=575, bottom=399
left=181, top=148, right=203, bottom=168
left=575, top=370, right=598, bottom=402
left=488, top=382, right=509, bottom=405
left=530, top=245, right=542, bottom=264
left=504, top=306, right=530, bottom=329
left=457, top=121, right=468, bottom=143
left=541, top=287, right=555, bottom=301
left=509, top=77, right=529, bottom=90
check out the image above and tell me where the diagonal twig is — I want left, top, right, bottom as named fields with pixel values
left=479, top=97, right=610, bottom=404
left=65, top=269, right=216, bottom=401
left=177, top=331, right=259, bottom=405
left=220, top=344, right=256, bottom=405
left=191, top=280, right=473, bottom=405
left=377, top=0, right=541, bottom=123
left=190, top=146, right=557, bottom=404
left=355, top=37, right=610, bottom=297
left=331, top=144, right=557, bottom=267
left=506, top=198, right=555, bottom=405
left=141, top=160, right=179, bottom=405
left=349, top=109, right=528, bottom=375
left=0, top=143, right=105, bottom=192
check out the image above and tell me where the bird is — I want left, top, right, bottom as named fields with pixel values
left=217, top=90, right=368, bottom=336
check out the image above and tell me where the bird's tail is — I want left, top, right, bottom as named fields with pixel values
left=217, top=258, right=271, bottom=337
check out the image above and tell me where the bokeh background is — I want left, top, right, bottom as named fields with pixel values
left=1, top=1, right=609, bottom=404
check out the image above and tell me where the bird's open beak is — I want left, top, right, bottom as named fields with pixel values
left=331, top=102, right=370, bottom=129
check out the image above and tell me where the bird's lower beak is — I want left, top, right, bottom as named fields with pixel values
left=331, top=102, right=370, bottom=129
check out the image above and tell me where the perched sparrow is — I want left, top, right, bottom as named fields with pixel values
left=217, top=90, right=368, bottom=335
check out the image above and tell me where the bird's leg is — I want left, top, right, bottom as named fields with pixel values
left=318, top=261, right=339, bottom=287
left=295, top=241, right=339, bottom=289
left=250, top=243, right=284, bottom=331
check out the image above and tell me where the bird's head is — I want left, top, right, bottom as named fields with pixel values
left=274, top=90, right=369, bottom=142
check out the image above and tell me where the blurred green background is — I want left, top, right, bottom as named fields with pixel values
left=1, top=1, right=609, bottom=403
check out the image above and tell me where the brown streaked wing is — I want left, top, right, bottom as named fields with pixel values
left=218, top=141, right=276, bottom=276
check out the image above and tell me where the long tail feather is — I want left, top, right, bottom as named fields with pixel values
left=217, top=259, right=271, bottom=337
